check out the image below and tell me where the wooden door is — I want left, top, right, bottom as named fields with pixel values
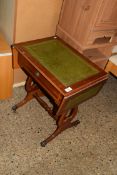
left=57, top=0, right=101, bottom=50
left=94, top=0, right=117, bottom=31
left=58, top=0, right=83, bottom=36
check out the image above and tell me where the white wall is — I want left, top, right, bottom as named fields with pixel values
left=0, top=0, right=15, bottom=44
left=14, top=0, right=63, bottom=43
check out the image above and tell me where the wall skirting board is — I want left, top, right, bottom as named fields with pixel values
left=13, top=81, right=25, bottom=88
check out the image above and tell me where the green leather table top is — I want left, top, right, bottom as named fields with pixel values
left=24, top=39, right=99, bottom=86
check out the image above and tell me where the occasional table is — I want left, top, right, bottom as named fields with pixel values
left=12, top=36, right=108, bottom=146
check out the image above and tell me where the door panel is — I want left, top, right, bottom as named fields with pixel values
left=58, top=0, right=83, bottom=35
left=94, top=0, right=117, bottom=30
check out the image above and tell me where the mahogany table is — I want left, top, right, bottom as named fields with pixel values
left=12, top=36, right=108, bottom=146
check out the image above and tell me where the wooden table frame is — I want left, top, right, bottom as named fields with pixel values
left=12, top=36, right=108, bottom=146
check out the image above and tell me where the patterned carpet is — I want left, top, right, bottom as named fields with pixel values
left=0, top=75, right=117, bottom=175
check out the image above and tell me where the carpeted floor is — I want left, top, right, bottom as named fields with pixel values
left=0, top=75, right=117, bottom=175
